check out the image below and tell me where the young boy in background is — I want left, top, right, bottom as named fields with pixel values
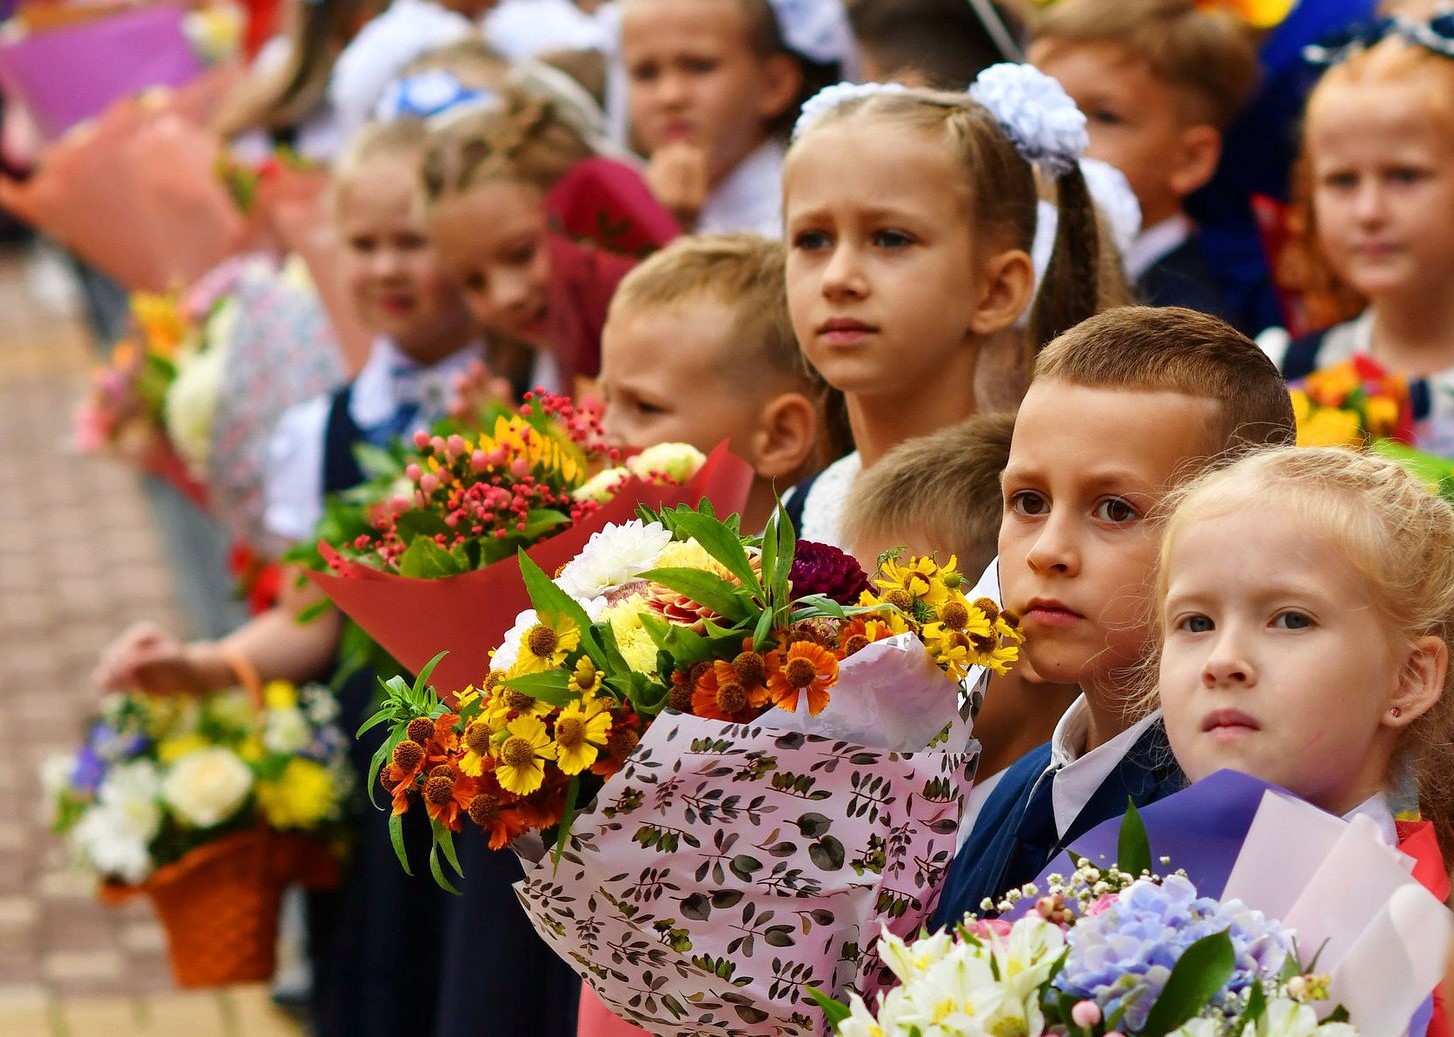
left=932, top=306, right=1296, bottom=924
left=598, top=233, right=829, bottom=532
left=1028, top=0, right=1258, bottom=320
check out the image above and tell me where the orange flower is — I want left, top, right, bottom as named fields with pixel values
left=421, top=761, right=483, bottom=831
left=766, top=641, right=839, bottom=716
left=691, top=660, right=761, bottom=723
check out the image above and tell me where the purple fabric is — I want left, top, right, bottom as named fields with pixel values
left=1035, top=770, right=1289, bottom=899
left=0, top=4, right=203, bottom=141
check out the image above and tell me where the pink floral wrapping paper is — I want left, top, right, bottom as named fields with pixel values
left=513, top=710, right=979, bottom=1036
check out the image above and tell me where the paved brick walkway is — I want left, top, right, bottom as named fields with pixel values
left=0, top=248, right=305, bottom=1036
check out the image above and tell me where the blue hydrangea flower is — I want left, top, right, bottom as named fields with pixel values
left=1053, top=876, right=1295, bottom=1030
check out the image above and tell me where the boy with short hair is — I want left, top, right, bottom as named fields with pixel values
left=598, top=233, right=828, bottom=532
left=845, top=0, right=1011, bottom=88
left=1027, top=0, right=1258, bottom=320
left=932, top=305, right=1296, bottom=924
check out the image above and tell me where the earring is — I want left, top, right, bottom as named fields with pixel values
left=1391, top=707, right=1403, bottom=718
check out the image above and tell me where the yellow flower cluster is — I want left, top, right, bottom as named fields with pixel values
left=860, top=555, right=1023, bottom=680
left=256, top=759, right=337, bottom=829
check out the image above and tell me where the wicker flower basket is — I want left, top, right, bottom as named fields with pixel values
left=101, top=827, right=339, bottom=988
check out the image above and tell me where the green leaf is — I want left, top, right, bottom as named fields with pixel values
left=517, top=550, right=606, bottom=668
left=636, top=567, right=752, bottom=623
left=804, top=986, right=851, bottom=1027
left=1236, top=978, right=1266, bottom=1030
left=766, top=503, right=796, bottom=608
left=434, top=820, right=463, bottom=879
left=353, top=442, right=403, bottom=480
left=519, top=508, right=572, bottom=540
left=1117, top=799, right=1152, bottom=877
left=661, top=510, right=761, bottom=595
left=389, top=811, right=413, bottom=876
left=429, top=843, right=462, bottom=895
left=394, top=510, right=453, bottom=544
left=1141, top=930, right=1235, bottom=1037
left=500, top=669, right=575, bottom=707
left=397, top=537, right=465, bottom=578
left=551, top=776, right=582, bottom=872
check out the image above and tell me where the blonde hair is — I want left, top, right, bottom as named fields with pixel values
left=608, top=234, right=806, bottom=386
left=329, top=119, right=429, bottom=217
left=420, top=88, right=593, bottom=203
left=1036, top=306, right=1296, bottom=453
left=1156, top=446, right=1454, bottom=856
left=842, top=412, right=1015, bottom=578
left=789, top=87, right=1102, bottom=355
left=1029, top=0, right=1259, bottom=129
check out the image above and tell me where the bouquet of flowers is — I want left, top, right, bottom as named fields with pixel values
left=302, top=396, right=753, bottom=694
left=43, top=680, right=352, bottom=986
left=369, top=504, right=1015, bottom=1033
left=821, top=772, right=1454, bottom=1037
left=1288, top=356, right=1412, bottom=448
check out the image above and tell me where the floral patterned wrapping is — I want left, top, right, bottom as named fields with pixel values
left=513, top=709, right=979, bottom=1036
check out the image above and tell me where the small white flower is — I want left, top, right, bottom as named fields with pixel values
left=554, top=520, right=674, bottom=601
left=573, top=466, right=630, bottom=504
left=40, top=755, right=77, bottom=807
left=263, top=709, right=312, bottom=755
left=161, top=748, right=253, bottom=828
left=490, top=598, right=607, bottom=673
left=72, top=806, right=155, bottom=884
left=303, top=686, right=340, bottom=726
left=969, top=62, right=1088, bottom=176
left=624, top=442, right=706, bottom=484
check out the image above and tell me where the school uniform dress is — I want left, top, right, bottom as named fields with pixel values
left=782, top=451, right=861, bottom=552
left=1126, top=214, right=1234, bottom=323
left=696, top=138, right=788, bottom=239
left=1264, top=310, right=1454, bottom=456
left=931, top=702, right=1185, bottom=928
left=265, top=338, right=579, bottom=1037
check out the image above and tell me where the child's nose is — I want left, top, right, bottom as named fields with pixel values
left=1023, top=516, right=1079, bottom=576
left=1353, top=181, right=1387, bottom=224
left=1201, top=634, right=1254, bottom=687
left=821, top=244, right=865, bottom=298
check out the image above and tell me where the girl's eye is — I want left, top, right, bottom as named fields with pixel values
left=1388, top=166, right=1429, bottom=185
left=1008, top=489, right=1048, bottom=517
left=1272, top=611, right=1313, bottom=630
left=627, top=61, right=658, bottom=82
left=1090, top=109, right=1125, bottom=127
left=791, top=229, right=831, bottom=252
left=1093, top=497, right=1138, bottom=523
left=685, top=57, right=719, bottom=75
left=1178, top=614, right=1214, bottom=634
left=873, top=229, right=914, bottom=249
left=509, top=241, right=538, bottom=265
left=634, top=399, right=665, bottom=416
left=396, top=232, right=427, bottom=250
left=1321, top=170, right=1357, bottom=190
left=348, top=236, right=376, bottom=253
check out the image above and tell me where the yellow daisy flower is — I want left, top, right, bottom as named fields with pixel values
left=492, top=715, right=555, bottom=796
left=552, top=699, right=613, bottom=775
left=512, top=612, right=581, bottom=675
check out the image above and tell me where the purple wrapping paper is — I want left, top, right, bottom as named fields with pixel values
left=0, top=4, right=203, bottom=141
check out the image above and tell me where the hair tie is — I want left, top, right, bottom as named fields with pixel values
left=791, top=81, right=908, bottom=141
left=764, top=0, right=860, bottom=77
left=968, top=62, right=1088, bottom=177
left=1303, top=14, right=1454, bottom=67
left=375, top=69, right=500, bottom=124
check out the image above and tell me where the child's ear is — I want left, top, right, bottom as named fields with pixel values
left=750, top=390, right=818, bottom=480
left=1167, top=124, right=1223, bottom=200
left=968, top=248, right=1035, bottom=336
left=1385, top=634, right=1448, bottom=730
left=756, top=53, right=805, bottom=124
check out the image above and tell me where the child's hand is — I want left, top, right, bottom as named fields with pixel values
left=92, top=622, right=228, bottom=695
left=447, top=359, right=516, bottom=424
left=644, top=140, right=709, bottom=230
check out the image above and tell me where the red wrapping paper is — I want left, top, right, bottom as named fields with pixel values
left=307, top=444, right=755, bottom=696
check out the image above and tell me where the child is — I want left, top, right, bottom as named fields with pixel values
left=421, top=89, right=655, bottom=396
left=1157, top=446, right=1453, bottom=851
left=95, top=122, right=579, bottom=1037
left=598, top=233, right=827, bottom=532
left=783, top=68, right=1103, bottom=548
left=931, top=305, right=1298, bottom=925
left=1153, top=446, right=1453, bottom=1035
left=1271, top=28, right=1454, bottom=456
left=1027, top=0, right=1259, bottom=320
left=841, top=413, right=1079, bottom=799
left=619, top=0, right=855, bottom=236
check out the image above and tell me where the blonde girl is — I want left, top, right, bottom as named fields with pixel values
left=619, top=0, right=855, bottom=235
left=781, top=67, right=1104, bottom=548
left=421, top=88, right=668, bottom=396
left=1272, top=24, right=1454, bottom=455
left=1157, top=447, right=1454, bottom=873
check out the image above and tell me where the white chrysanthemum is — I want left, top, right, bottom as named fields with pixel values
left=573, top=466, right=630, bottom=504
left=164, top=299, right=235, bottom=477
left=263, top=709, right=313, bottom=755
left=98, top=760, right=163, bottom=823
left=1249, top=1000, right=1358, bottom=1037
left=40, top=755, right=77, bottom=807
left=554, top=520, right=673, bottom=600
left=624, top=442, right=706, bottom=484
left=72, top=805, right=155, bottom=884
left=161, top=748, right=253, bottom=828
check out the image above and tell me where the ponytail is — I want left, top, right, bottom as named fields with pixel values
left=1026, top=163, right=1101, bottom=355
